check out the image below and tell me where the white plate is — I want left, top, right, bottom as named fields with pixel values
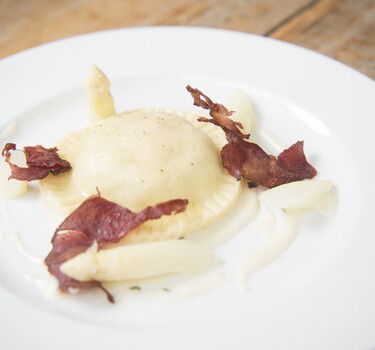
left=0, top=27, right=374, bottom=350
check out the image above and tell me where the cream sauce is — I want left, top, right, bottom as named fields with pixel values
left=236, top=208, right=301, bottom=291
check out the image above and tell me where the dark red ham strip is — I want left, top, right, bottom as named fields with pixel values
left=186, top=85, right=250, bottom=139
left=2, top=143, right=71, bottom=181
left=221, top=134, right=317, bottom=188
left=45, top=194, right=188, bottom=303
left=186, top=86, right=317, bottom=188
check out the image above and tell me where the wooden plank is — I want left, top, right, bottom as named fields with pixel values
left=269, top=0, right=375, bottom=79
left=0, top=0, right=373, bottom=78
left=0, top=0, right=312, bottom=58
left=140, top=0, right=314, bottom=33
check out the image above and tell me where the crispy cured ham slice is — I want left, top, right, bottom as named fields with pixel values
left=186, top=85, right=250, bottom=139
left=187, top=86, right=317, bottom=188
left=2, top=143, right=71, bottom=181
left=222, top=135, right=317, bottom=188
left=45, top=194, right=188, bottom=302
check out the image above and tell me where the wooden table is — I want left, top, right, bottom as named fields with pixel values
left=1, top=0, right=374, bottom=79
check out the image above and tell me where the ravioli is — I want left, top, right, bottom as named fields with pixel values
left=39, top=108, right=241, bottom=243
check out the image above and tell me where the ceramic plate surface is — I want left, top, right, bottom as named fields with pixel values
left=0, top=27, right=374, bottom=350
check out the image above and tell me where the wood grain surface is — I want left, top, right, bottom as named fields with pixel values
left=0, top=0, right=374, bottom=78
